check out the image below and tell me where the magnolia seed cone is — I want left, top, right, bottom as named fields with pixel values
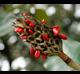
left=14, top=12, right=67, bottom=59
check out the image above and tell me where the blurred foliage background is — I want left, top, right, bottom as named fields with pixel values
left=0, top=4, right=80, bottom=71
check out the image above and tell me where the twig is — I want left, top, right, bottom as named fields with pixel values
left=58, top=51, right=80, bottom=71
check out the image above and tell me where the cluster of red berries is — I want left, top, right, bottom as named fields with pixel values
left=29, top=25, right=67, bottom=62
left=14, top=12, right=67, bottom=62
left=29, top=47, right=47, bottom=62
left=14, top=18, right=35, bottom=40
left=14, top=19, right=49, bottom=62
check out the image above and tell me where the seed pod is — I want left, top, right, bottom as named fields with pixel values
left=13, top=12, right=80, bottom=71
left=14, top=12, right=65, bottom=60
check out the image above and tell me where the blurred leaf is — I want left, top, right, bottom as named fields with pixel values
left=0, top=19, right=13, bottom=37
left=63, top=38, right=80, bottom=63
left=0, top=13, right=14, bottom=37
left=35, top=9, right=49, bottom=22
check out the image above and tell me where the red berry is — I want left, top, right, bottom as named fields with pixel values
left=15, top=27, right=24, bottom=33
left=42, top=54, right=47, bottom=62
left=20, top=35, right=27, bottom=40
left=30, top=47, right=35, bottom=56
left=28, top=29, right=34, bottom=34
left=41, top=34, right=49, bottom=41
left=25, top=19, right=31, bottom=24
left=35, top=50, right=40, bottom=59
left=29, top=22, right=35, bottom=28
left=41, top=19, right=47, bottom=25
left=52, top=26, right=61, bottom=36
left=59, top=34, right=67, bottom=40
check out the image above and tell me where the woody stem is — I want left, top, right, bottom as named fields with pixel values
left=58, top=51, right=80, bottom=71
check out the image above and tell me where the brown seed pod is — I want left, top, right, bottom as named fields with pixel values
left=13, top=12, right=80, bottom=71
left=13, top=12, right=64, bottom=58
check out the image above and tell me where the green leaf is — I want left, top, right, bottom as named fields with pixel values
left=0, top=19, right=14, bottom=37
left=35, top=9, right=49, bottom=22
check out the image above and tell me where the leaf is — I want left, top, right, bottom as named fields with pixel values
left=63, top=38, right=80, bottom=64
left=0, top=19, right=13, bottom=37
left=35, top=9, right=49, bottom=22
left=0, top=13, right=14, bottom=37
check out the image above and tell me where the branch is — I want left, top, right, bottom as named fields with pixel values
left=58, top=51, right=80, bottom=71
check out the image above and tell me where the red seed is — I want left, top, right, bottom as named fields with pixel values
left=28, top=29, right=34, bottom=34
left=41, top=34, right=49, bottom=41
left=52, top=26, right=61, bottom=36
left=29, top=22, right=35, bottom=28
left=42, top=54, right=47, bottom=62
left=25, top=19, right=31, bottom=24
left=15, top=27, right=24, bottom=33
left=35, top=50, right=40, bottom=59
left=59, top=34, right=67, bottom=40
left=41, top=19, right=47, bottom=25
left=30, top=47, right=35, bottom=56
